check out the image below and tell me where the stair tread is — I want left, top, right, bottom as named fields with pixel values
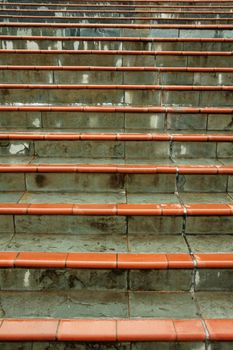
left=2, top=233, right=233, bottom=253
left=0, top=191, right=232, bottom=205
left=0, top=317, right=233, bottom=342
left=0, top=250, right=233, bottom=268
left=0, top=157, right=231, bottom=165
left=0, top=290, right=232, bottom=319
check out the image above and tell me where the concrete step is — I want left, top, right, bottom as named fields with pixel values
left=0, top=106, right=232, bottom=132
left=0, top=160, right=232, bottom=193
left=1, top=50, right=232, bottom=67
left=3, top=15, right=233, bottom=24
left=1, top=36, right=233, bottom=52
left=0, top=317, right=233, bottom=349
left=0, top=252, right=232, bottom=292
left=0, top=201, right=232, bottom=236
left=2, top=9, right=233, bottom=18
left=0, top=66, right=233, bottom=85
left=2, top=1, right=233, bottom=11
left=0, top=318, right=233, bottom=350
left=2, top=8, right=233, bottom=16
left=0, top=290, right=232, bottom=321
left=0, top=132, right=232, bottom=158
left=0, top=83, right=233, bottom=107
left=1, top=22, right=233, bottom=38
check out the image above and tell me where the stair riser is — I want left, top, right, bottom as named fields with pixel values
left=1, top=39, right=233, bottom=52
left=0, top=268, right=232, bottom=291
left=4, top=0, right=233, bottom=5
left=2, top=11, right=233, bottom=18
left=0, top=173, right=231, bottom=193
left=1, top=70, right=233, bottom=85
left=0, top=140, right=232, bottom=158
left=0, top=342, right=217, bottom=350
left=1, top=111, right=232, bottom=132
left=1, top=214, right=233, bottom=234
left=2, top=4, right=233, bottom=11
left=0, top=342, right=226, bottom=350
left=1, top=27, right=233, bottom=38
left=3, top=18, right=233, bottom=24
left=1, top=53, right=232, bottom=67
left=0, top=89, right=232, bottom=107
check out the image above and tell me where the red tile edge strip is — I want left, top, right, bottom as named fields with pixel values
left=0, top=106, right=232, bottom=113
left=0, top=164, right=232, bottom=174
left=0, top=133, right=233, bottom=142
left=0, top=204, right=232, bottom=216
left=0, top=318, right=231, bottom=342
left=1, top=22, right=233, bottom=28
left=1, top=83, right=233, bottom=91
left=2, top=252, right=233, bottom=269
left=0, top=49, right=232, bottom=56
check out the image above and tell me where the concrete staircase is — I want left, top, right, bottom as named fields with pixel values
left=0, top=0, right=233, bottom=349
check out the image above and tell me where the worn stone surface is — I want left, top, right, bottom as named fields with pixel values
left=129, top=269, right=192, bottom=291
left=0, top=290, right=129, bottom=318
left=128, top=216, right=183, bottom=234
left=0, top=269, right=127, bottom=291
left=6, top=233, right=128, bottom=252
left=185, top=217, right=233, bottom=234
left=167, top=113, right=207, bottom=130
left=35, top=140, right=124, bottom=158
left=15, top=215, right=127, bottom=234
left=129, top=291, right=198, bottom=318
left=195, top=269, right=233, bottom=291
left=128, top=234, right=189, bottom=253
left=187, top=235, right=233, bottom=252
left=177, top=174, right=228, bottom=192
left=196, top=292, right=233, bottom=318
left=42, top=112, right=125, bottom=130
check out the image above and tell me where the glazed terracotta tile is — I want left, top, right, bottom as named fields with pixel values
left=0, top=252, right=18, bottom=267
left=166, top=254, right=194, bottom=268
left=174, top=319, right=206, bottom=341
left=194, top=253, right=233, bottom=268
left=185, top=204, right=231, bottom=215
left=0, top=204, right=28, bottom=214
left=58, top=320, right=117, bottom=341
left=117, top=320, right=176, bottom=341
left=28, top=204, right=73, bottom=215
left=15, top=252, right=67, bottom=268
left=73, top=204, right=117, bottom=215
left=0, top=319, right=59, bottom=341
left=118, top=253, right=168, bottom=269
left=117, top=204, right=162, bottom=215
left=66, top=253, right=117, bottom=268
left=205, top=319, right=233, bottom=341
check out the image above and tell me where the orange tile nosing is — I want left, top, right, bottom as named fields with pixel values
left=0, top=318, right=232, bottom=341
left=0, top=106, right=232, bottom=113
left=0, top=164, right=232, bottom=174
left=1, top=252, right=233, bottom=269
left=0, top=203, right=232, bottom=216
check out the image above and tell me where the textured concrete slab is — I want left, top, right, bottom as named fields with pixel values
left=127, top=193, right=179, bottom=204
left=0, top=290, right=129, bottom=318
left=129, top=291, right=198, bottom=318
left=15, top=215, right=127, bottom=234
left=129, top=270, right=192, bottom=291
left=196, top=292, right=233, bottom=318
left=0, top=268, right=128, bottom=291
left=6, top=233, right=128, bottom=252
left=185, top=216, right=233, bottom=234
left=128, top=234, right=189, bottom=253
left=19, top=191, right=126, bottom=204
left=180, top=193, right=233, bottom=204
left=128, top=216, right=183, bottom=234
left=187, top=235, right=233, bottom=253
